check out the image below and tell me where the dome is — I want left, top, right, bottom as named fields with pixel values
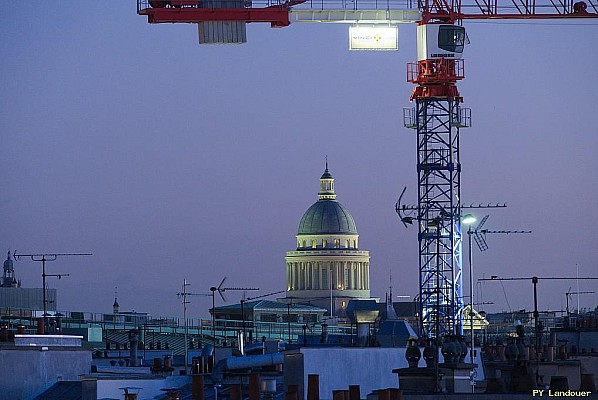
left=298, top=200, right=357, bottom=235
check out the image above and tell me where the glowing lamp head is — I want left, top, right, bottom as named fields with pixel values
left=462, top=214, right=476, bottom=225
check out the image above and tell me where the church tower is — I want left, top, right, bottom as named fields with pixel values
left=2, top=251, right=19, bottom=288
left=285, top=164, right=371, bottom=317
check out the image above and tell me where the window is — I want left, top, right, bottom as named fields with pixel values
left=282, top=314, right=298, bottom=323
left=438, top=25, right=466, bottom=53
left=304, top=314, right=318, bottom=323
left=312, top=240, right=317, bottom=249
left=323, top=240, right=328, bottom=248
left=346, top=240, right=350, bottom=248
left=334, top=239, right=340, bottom=248
left=260, top=314, right=277, bottom=322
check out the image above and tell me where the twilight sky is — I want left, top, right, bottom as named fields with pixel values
left=1, top=2, right=597, bottom=319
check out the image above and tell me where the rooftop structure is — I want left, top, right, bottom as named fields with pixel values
left=213, top=299, right=326, bottom=324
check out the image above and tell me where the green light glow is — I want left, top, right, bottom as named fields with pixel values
left=462, top=214, right=476, bottom=225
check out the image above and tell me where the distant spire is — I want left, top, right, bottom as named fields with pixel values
left=113, top=286, right=120, bottom=313
left=389, top=270, right=393, bottom=301
left=2, top=250, right=17, bottom=288
left=4, top=250, right=13, bottom=271
left=386, top=270, right=398, bottom=320
left=325, top=155, right=328, bottom=171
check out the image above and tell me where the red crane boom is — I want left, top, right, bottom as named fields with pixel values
left=138, top=0, right=597, bottom=26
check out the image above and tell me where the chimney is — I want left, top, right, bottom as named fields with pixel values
left=129, top=329, right=139, bottom=367
left=121, top=387, right=141, bottom=400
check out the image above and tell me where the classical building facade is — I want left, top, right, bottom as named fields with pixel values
left=285, top=165, right=371, bottom=317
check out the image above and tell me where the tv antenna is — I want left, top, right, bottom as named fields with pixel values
left=177, top=279, right=211, bottom=373
left=13, top=251, right=92, bottom=333
left=565, top=289, right=595, bottom=315
left=468, top=215, right=532, bottom=252
left=395, top=186, right=508, bottom=228
left=209, top=277, right=258, bottom=344
left=479, top=276, right=598, bottom=358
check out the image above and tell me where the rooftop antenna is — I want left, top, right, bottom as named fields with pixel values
left=565, top=289, right=594, bottom=315
left=177, top=279, right=211, bottom=374
left=479, top=274, right=598, bottom=382
left=461, top=214, right=531, bottom=364
left=469, top=215, right=532, bottom=253
left=395, top=186, right=507, bottom=228
left=14, top=251, right=92, bottom=334
left=209, top=277, right=258, bottom=345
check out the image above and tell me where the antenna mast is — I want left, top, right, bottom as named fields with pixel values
left=13, top=251, right=92, bottom=334
left=177, top=279, right=211, bottom=374
left=209, top=277, right=258, bottom=345
left=479, top=276, right=598, bottom=365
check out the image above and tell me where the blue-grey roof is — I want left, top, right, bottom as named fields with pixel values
left=298, top=200, right=357, bottom=235
left=376, top=320, right=418, bottom=347
left=346, top=300, right=380, bottom=323
left=33, top=381, right=83, bottom=400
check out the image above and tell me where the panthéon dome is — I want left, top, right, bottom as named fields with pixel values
left=297, top=165, right=357, bottom=235
left=285, top=163, right=371, bottom=316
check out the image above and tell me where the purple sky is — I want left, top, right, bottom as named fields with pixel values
left=1, top=2, right=597, bottom=318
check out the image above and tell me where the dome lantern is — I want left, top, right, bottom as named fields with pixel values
left=318, top=160, right=336, bottom=201
left=298, top=163, right=357, bottom=236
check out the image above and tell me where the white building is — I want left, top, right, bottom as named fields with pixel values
left=285, top=164, right=371, bottom=317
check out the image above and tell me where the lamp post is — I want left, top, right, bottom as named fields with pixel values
left=464, top=215, right=531, bottom=364
left=462, top=213, right=477, bottom=365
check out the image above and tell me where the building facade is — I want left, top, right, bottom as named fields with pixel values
left=285, top=165, right=371, bottom=317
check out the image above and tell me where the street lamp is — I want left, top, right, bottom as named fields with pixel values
left=462, top=214, right=476, bottom=225
left=462, top=213, right=477, bottom=365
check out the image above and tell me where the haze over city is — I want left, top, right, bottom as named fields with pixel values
left=1, top=2, right=597, bottom=319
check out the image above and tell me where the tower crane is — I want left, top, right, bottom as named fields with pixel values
left=137, top=0, right=597, bottom=342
